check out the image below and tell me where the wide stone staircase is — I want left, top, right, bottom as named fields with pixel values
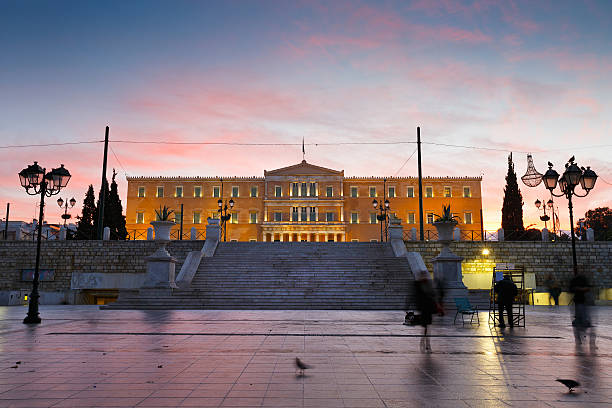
left=105, top=242, right=415, bottom=310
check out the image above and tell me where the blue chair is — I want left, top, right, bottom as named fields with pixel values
left=454, top=298, right=480, bottom=326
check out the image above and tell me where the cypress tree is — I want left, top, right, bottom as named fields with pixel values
left=107, top=169, right=127, bottom=239
left=501, top=153, right=525, bottom=239
left=75, top=185, right=97, bottom=240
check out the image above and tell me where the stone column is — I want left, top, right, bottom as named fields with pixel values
left=103, top=227, right=110, bottom=240
left=586, top=228, right=594, bottom=241
left=190, top=227, right=197, bottom=240
left=59, top=226, right=67, bottom=240
left=206, top=218, right=221, bottom=241
left=146, top=227, right=154, bottom=240
left=433, top=221, right=467, bottom=306
left=453, top=227, right=461, bottom=241
left=541, top=228, right=549, bottom=241
left=497, top=228, right=505, bottom=241
left=411, top=227, right=417, bottom=241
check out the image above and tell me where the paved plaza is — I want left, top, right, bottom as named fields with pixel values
left=0, top=306, right=610, bottom=408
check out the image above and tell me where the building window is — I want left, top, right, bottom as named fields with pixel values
left=156, top=186, right=164, bottom=198
left=444, top=186, right=452, bottom=198
left=230, top=212, right=238, bottom=224
left=309, top=182, right=317, bottom=197
left=463, top=187, right=471, bottom=198
left=369, top=187, right=376, bottom=197
left=292, top=183, right=299, bottom=197
left=231, top=186, right=239, bottom=197
left=326, top=212, right=334, bottom=222
left=351, top=239, right=359, bottom=242
left=309, top=207, right=317, bottom=221
left=193, top=212, right=201, bottom=224
left=407, top=186, right=414, bottom=198
left=326, top=186, right=333, bottom=197
left=464, top=212, right=473, bottom=224
left=292, top=207, right=299, bottom=222
left=175, top=186, right=183, bottom=198
left=300, top=207, right=307, bottom=221
left=425, top=186, right=433, bottom=198
left=350, top=212, right=358, bottom=224
left=350, top=186, right=358, bottom=198
left=249, top=212, right=257, bottom=224
left=250, top=186, right=258, bottom=197
left=388, top=187, right=396, bottom=198
left=137, top=186, right=145, bottom=198
left=275, top=186, right=282, bottom=197
left=301, top=182, right=307, bottom=197
left=250, top=238, right=257, bottom=242
left=136, top=212, right=144, bottom=224
left=211, top=212, right=219, bottom=219
left=274, top=212, right=282, bottom=222
left=213, top=186, right=220, bottom=198
left=408, top=213, right=415, bottom=224
left=426, top=213, right=434, bottom=224
left=370, top=213, right=377, bottom=224
left=194, top=186, right=202, bottom=198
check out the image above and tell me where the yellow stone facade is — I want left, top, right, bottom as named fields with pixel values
left=125, top=161, right=483, bottom=241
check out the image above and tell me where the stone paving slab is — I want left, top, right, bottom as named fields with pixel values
left=0, top=306, right=610, bottom=407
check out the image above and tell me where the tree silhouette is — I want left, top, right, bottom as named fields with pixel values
left=75, top=184, right=97, bottom=240
left=107, top=169, right=127, bottom=239
left=501, top=153, right=525, bottom=239
left=579, top=207, right=612, bottom=241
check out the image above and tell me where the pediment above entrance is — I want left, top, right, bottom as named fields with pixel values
left=264, top=160, right=344, bottom=177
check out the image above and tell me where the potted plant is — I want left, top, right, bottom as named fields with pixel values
left=150, top=205, right=175, bottom=241
left=433, top=205, right=460, bottom=241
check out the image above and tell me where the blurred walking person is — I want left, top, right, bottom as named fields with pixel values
left=494, top=275, right=518, bottom=328
left=545, top=274, right=561, bottom=308
left=415, top=271, right=436, bottom=353
left=570, top=272, right=596, bottom=352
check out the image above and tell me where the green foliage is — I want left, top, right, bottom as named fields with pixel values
left=93, top=176, right=110, bottom=238
left=434, top=204, right=460, bottom=223
left=154, top=205, right=175, bottom=221
left=75, top=184, right=96, bottom=239
left=580, top=207, right=612, bottom=241
left=501, top=153, right=525, bottom=238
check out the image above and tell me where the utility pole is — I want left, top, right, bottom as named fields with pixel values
left=417, top=126, right=424, bottom=241
left=4, top=203, right=9, bottom=240
left=179, top=203, right=184, bottom=240
left=97, top=126, right=109, bottom=240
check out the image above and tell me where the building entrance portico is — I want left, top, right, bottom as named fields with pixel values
left=262, top=224, right=346, bottom=242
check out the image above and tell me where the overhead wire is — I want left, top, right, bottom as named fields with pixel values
left=393, top=148, right=418, bottom=176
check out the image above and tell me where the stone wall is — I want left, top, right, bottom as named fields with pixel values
left=1, top=240, right=610, bottom=301
left=405, top=241, right=612, bottom=290
left=0, top=240, right=202, bottom=293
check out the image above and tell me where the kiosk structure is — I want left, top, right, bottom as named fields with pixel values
left=488, top=264, right=526, bottom=328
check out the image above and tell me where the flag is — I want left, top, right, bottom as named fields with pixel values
left=302, top=137, right=305, bottom=158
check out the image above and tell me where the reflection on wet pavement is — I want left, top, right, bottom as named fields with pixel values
left=0, top=306, right=610, bottom=407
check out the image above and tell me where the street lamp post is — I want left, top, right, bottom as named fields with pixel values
left=372, top=178, right=390, bottom=242
left=542, top=158, right=597, bottom=275
left=57, top=197, right=76, bottom=227
left=217, top=179, right=234, bottom=242
left=534, top=198, right=550, bottom=230
left=18, top=162, right=71, bottom=324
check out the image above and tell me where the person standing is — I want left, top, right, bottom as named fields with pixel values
left=545, top=274, right=561, bottom=307
left=494, top=275, right=518, bottom=328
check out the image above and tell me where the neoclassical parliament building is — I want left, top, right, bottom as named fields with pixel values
left=125, top=160, right=483, bottom=242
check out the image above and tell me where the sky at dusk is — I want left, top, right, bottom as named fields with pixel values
left=1, top=0, right=610, bottom=231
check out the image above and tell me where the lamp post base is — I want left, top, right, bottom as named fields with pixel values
left=23, top=314, right=41, bottom=324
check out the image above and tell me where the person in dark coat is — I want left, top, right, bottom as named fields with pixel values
left=545, top=275, right=561, bottom=307
left=494, top=275, right=518, bottom=328
left=415, top=273, right=436, bottom=352
left=569, top=273, right=595, bottom=350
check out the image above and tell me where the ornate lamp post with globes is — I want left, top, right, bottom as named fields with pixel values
left=57, top=197, right=76, bottom=227
left=217, top=179, right=235, bottom=242
left=18, top=162, right=71, bottom=324
left=541, top=158, right=597, bottom=275
left=372, top=178, right=391, bottom=242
